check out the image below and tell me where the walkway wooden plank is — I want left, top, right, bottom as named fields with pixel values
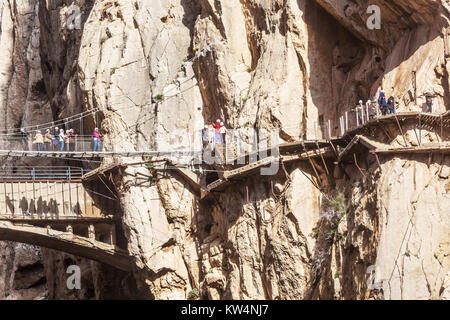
left=281, top=147, right=334, bottom=163
left=223, top=156, right=279, bottom=180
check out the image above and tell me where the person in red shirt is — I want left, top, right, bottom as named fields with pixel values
left=212, top=119, right=222, bottom=144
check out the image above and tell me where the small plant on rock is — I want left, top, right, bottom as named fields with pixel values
left=187, top=288, right=200, bottom=300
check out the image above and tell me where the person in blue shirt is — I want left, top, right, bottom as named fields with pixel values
left=387, top=94, right=397, bottom=114
left=378, top=90, right=388, bottom=115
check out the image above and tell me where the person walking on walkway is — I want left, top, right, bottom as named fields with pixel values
left=387, top=94, right=397, bottom=114
left=65, top=129, right=71, bottom=151
left=59, top=129, right=66, bottom=152
left=52, top=127, right=59, bottom=150
left=212, top=120, right=222, bottom=144
left=44, top=129, right=52, bottom=151
left=219, top=122, right=227, bottom=144
left=68, top=129, right=76, bottom=151
left=378, top=90, right=388, bottom=115
left=355, top=100, right=364, bottom=125
left=93, top=128, right=101, bottom=152
left=424, top=90, right=437, bottom=113
left=33, top=130, right=44, bottom=151
left=368, top=100, right=377, bottom=120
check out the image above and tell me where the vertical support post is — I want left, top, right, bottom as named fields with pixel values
left=38, top=181, right=42, bottom=215
left=3, top=182, right=7, bottom=215
left=327, top=120, right=331, bottom=140
left=54, top=181, right=57, bottom=217
left=356, top=109, right=360, bottom=127
left=88, top=224, right=95, bottom=240
left=76, top=183, right=80, bottom=216
left=314, top=121, right=318, bottom=140
left=84, top=188, right=88, bottom=217
left=110, top=225, right=116, bottom=245
left=345, top=112, right=349, bottom=131
left=11, top=182, right=14, bottom=215
left=62, top=181, right=66, bottom=217
left=340, top=116, right=344, bottom=137
left=68, top=181, right=72, bottom=217
left=32, top=178, right=36, bottom=214
left=361, top=107, right=365, bottom=124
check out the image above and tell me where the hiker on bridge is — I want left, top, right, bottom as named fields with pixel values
left=212, top=120, right=222, bottom=144
left=93, top=128, right=101, bottom=152
left=387, top=94, right=397, bottom=114
left=20, top=128, right=29, bottom=151
left=68, top=129, right=76, bottom=151
left=355, top=100, right=364, bottom=124
left=64, top=129, right=71, bottom=151
left=33, top=130, right=44, bottom=151
left=424, top=90, right=437, bottom=113
left=219, top=122, right=227, bottom=145
left=378, top=90, right=388, bottom=115
left=52, top=127, right=59, bottom=150
left=59, top=129, right=66, bottom=152
left=367, top=100, right=377, bottom=120
left=44, top=129, right=52, bottom=151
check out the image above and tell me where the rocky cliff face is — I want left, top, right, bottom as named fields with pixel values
left=0, top=0, right=449, bottom=300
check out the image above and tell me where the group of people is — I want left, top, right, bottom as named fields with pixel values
left=355, top=89, right=436, bottom=120
left=202, top=119, right=227, bottom=147
left=19, top=127, right=102, bottom=152
left=355, top=90, right=397, bottom=120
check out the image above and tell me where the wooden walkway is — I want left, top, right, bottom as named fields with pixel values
left=0, top=178, right=130, bottom=270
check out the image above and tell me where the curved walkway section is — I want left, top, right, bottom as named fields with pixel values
left=0, top=220, right=132, bottom=271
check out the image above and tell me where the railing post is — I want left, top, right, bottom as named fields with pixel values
left=361, top=107, right=365, bottom=124
left=345, top=112, right=349, bottom=131
left=314, top=121, right=318, bottom=140
left=88, top=224, right=95, bottom=240
left=68, top=166, right=71, bottom=181
left=356, top=109, right=359, bottom=127
left=327, top=120, right=331, bottom=140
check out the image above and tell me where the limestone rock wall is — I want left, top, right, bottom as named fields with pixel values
left=0, top=0, right=449, bottom=299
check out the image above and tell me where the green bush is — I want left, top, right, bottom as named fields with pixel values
left=329, top=192, right=346, bottom=215
left=187, top=288, right=199, bottom=300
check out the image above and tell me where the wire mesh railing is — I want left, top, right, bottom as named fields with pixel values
left=0, top=136, right=103, bottom=152
left=0, top=167, right=90, bottom=180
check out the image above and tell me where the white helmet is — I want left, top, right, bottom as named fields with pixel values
left=425, top=90, right=430, bottom=94
left=216, top=119, right=220, bottom=123
left=220, top=122, right=224, bottom=126
left=391, top=93, right=395, bottom=97
left=359, top=100, right=363, bottom=104
left=94, top=127, right=98, bottom=131
left=37, top=130, right=41, bottom=133
left=366, top=100, right=371, bottom=103
left=204, top=125, right=209, bottom=129
left=381, top=90, right=385, bottom=94
left=55, top=127, right=59, bottom=130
